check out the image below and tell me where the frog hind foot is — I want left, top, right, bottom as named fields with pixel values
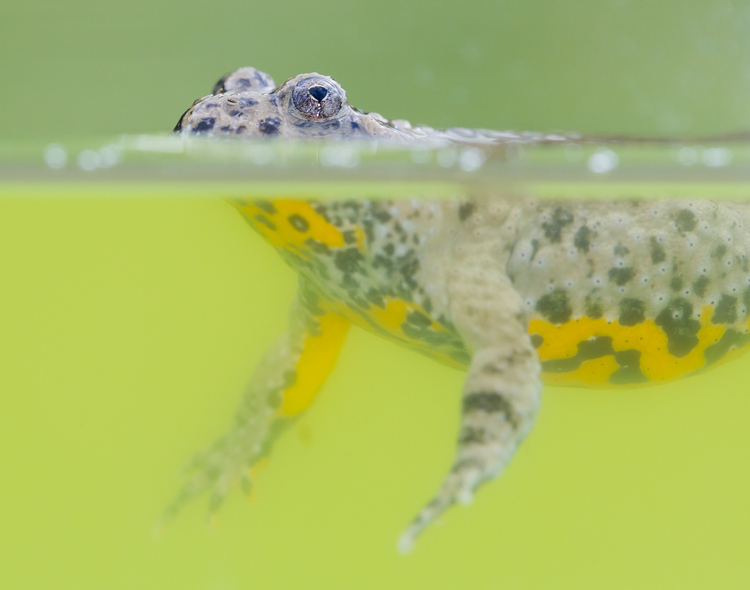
left=397, top=344, right=542, bottom=553
left=398, top=256, right=543, bottom=552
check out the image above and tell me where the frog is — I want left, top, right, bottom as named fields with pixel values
left=164, top=66, right=750, bottom=552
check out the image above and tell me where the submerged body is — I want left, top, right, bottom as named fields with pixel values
left=166, top=67, right=750, bottom=550
left=238, top=197, right=750, bottom=386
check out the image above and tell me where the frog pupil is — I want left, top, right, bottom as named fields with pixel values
left=309, top=86, right=328, bottom=101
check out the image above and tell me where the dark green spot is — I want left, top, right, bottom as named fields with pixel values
left=372, top=254, right=393, bottom=271
left=542, top=336, right=614, bottom=373
left=704, top=329, right=750, bottom=366
left=542, top=208, right=574, bottom=243
left=458, top=202, right=476, bottom=221
left=462, top=393, right=519, bottom=428
left=348, top=294, right=370, bottom=310
left=613, top=243, right=630, bottom=256
left=654, top=298, right=700, bottom=358
left=674, top=209, right=697, bottom=233
left=406, top=310, right=433, bottom=327
left=397, top=317, right=470, bottom=367
left=288, top=214, right=310, bottom=232
left=254, top=200, right=277, bottom=214
left=574, top=226, right=592, bottom=253
left=304, top=238, right=331, bottom=255
left=253, top=214, right=277, bottom=231
left=712, top=244, right=727, bottom=259
left=649, top=237, right=666, bottom=264
left=373, top=208, right=391, bottom=222
left=334, top=248, right=364, bottom=274
left=693, top=276, right=709, bottom=297
left=712, top=294, right=738, bottom=324
left=457, top=426, right=486, bottom=444
left=610, top=350, right=648, bottom=384
left=297, top=282, right=324, bottom=320
left=618, top=298, right=645, bottom=326
left=536, top=288, right=572, bottom=324
left=365, top=288, right=386, bottom=309
left=608, top=267, right=636, bottom=286
left=585, top=294, right=603, bottom=319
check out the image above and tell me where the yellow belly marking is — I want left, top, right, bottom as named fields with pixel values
left=323, top=297, right=467, bottom=370
left=231, top=199, right=348, bottom=253
left=546, top=355, right=620, bottom=386
left=532, top=305, right=749, bottom=387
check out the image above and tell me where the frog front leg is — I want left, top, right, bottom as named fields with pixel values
left=398, top=253, right=542, bottom=552
left=160, top=279, right=349, bottom=526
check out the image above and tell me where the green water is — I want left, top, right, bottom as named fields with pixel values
left=1, top=159, right=750, bottom=587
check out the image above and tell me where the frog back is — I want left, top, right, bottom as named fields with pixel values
left=506, top=199, right=750, bottom=387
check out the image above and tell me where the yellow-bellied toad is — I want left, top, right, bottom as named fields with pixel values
left=166, top=67, right=750, bottom=551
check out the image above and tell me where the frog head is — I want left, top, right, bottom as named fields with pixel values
left=174, top=66, right=412, bottom=141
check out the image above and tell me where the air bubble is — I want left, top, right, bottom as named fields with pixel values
left=587, top=148, right=619, bottom=174
left=459, top=148, right=486, bottom=172
left=98, top=145, right=122, bottom=168
left=321, top=145, right=360, bottom=168
left=677, top=147, right=698, bottom=166
left=43, top=144, right=67, bottom=169
left=437, top=148, right=458, bottom=168
left=78, top=150, right=101, bottom=171
left=702, top=147, right=732, bottom=167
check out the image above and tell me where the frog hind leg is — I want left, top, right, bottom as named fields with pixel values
left=398, top=255, right=543, bottom=552
left=159, top=280, right=349, bottom=528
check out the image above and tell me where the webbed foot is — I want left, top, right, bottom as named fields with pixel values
left=157, top=283, right=349, bottom=531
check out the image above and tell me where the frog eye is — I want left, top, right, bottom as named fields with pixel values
left=291, top=77, right=343, bottom=120
left=213, top=67, right=276, bottom=95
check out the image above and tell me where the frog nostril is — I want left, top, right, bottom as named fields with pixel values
left=308, top=86, right=328, bottom=101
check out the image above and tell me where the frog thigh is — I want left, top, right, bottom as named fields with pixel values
left=160, top=279, right=349, bottom=526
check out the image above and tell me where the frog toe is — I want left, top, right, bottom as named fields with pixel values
left=397, top=464, right=483, bottom=553
left=159, top=428, right=270, bottom=529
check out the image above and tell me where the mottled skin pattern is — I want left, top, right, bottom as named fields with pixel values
left=164, top=67, right=750, bottom=551
left=174, top=66, right=569, bottom=144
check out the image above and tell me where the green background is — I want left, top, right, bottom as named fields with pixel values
left=3, top=0, right=750, bottom=139
left=2, top=1, right=750, bottom=589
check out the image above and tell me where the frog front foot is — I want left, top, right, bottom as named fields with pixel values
left=159, top=402, right=282, bottom=528
left=158, top=282, right=350, bottom=529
